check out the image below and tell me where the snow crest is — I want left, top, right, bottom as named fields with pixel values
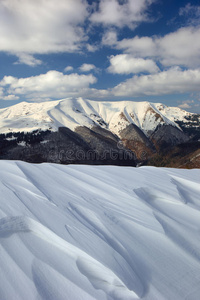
left=0, top=161, right=200, bottom=299
left=0, top=98, right=193, bottom=135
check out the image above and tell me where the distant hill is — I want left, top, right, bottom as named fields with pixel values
left=0, top=98, right=199, bottom=167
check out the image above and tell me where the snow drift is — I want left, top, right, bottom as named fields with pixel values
left=0, top=161, right=200, bottom=299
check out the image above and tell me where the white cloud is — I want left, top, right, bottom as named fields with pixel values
left=112, top=67, right=200, bottom=97
left=178, top=100, right=194, bottom=109
left=2, top=95, right=19, bottom=101
left=90, top=0, right=156, bottom=29
left=114, top=35, right=157, bottom=56
left=79, top=64, right=96, bottom=72
left=0, top=0, right=89, bottom=64
left=0, top=76, right=16, bottom=86
left=14, top=53, right=42, bottom=67
left=86, top=44, right=99, bottom=52
left=102, top=30, right=118, bottom=47
left=179, top=103, right=191, bottom=109
left=179, top=3, right=200, bottom=26
left=159, top=27, right=200, bottom=68
left=0, top=86, right=19, bottom=100
left=79, top=88, right=111, bottom=99
left=0, top=71, right=97, bottom=101
left=104, top=26, right=200, bottom=68
left=64, top=66, right=74, bottom=73
left=2, top=68, right=200, bottom=103
left=108, top=54, right=159, bottom=74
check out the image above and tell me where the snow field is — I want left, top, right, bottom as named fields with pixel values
left=0, top=161, right=200, bottom=299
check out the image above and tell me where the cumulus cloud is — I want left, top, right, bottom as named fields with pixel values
left=14, top=53, right=42, bottom=67
left=2, top=68, right=200, bottom=102
left=0, top=86, right=19, bottom=100
left=158, top=27, right=200, bottom=67
left=86, top=43, right=99, bottom=52
left=178, top=100, right=194, bottom=109
left=112, top=67, right=200, bottom=97
left=0, top=71, right=97, bottom=101
left=90, top=0, right=156, bottom=29
left=80, top=88, right=111, bottom=99
left=0, top=0, right=89, bottom=64
left=108, top=54, right=159, bottom=74
left=64, top=66, right=74, bottom=73
left=114, top=35, right=156, bottom=56
left=79, top=64, right=96, bottom=72
left=104, top=26, right=200, bottom=68
left=102, top=30, right=118, bottom=47
left=2, top=95, right=19, bottom=101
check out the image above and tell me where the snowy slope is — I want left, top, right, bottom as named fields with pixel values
left=0, top=161, right=200, bottom=300
left=0, top=98, right=193, bottom=136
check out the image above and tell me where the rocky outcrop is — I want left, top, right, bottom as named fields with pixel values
left=119, top=124, right=156, bottom=161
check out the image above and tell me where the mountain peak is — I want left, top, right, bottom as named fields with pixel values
left=0, top=98, right=194, bottom=135
left=0, top=98, right=199, bottom=167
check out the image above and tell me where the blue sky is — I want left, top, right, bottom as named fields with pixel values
left=0, top=0, right=200, bottom=113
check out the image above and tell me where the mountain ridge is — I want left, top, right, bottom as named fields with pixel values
left=0, top=98, right=199, bottom=167
left=0, top=97, right=194, bottom=135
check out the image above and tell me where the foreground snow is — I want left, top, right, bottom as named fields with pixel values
left=0, top=161, right=200, bottom=300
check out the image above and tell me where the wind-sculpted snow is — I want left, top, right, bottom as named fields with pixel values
left=0, top=161, right=200, bottom=299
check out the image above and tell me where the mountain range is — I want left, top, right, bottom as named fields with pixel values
left=0, top=98, right=199, bottom=167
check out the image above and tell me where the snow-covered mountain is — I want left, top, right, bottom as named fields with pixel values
left=0, top=97, right=195, bottom=135
left=0, top=98, right=199, bottom=167
left=0, top=160, right=200, bottom=299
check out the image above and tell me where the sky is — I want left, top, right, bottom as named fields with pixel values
left=0, top=0, right=200, bottom=113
